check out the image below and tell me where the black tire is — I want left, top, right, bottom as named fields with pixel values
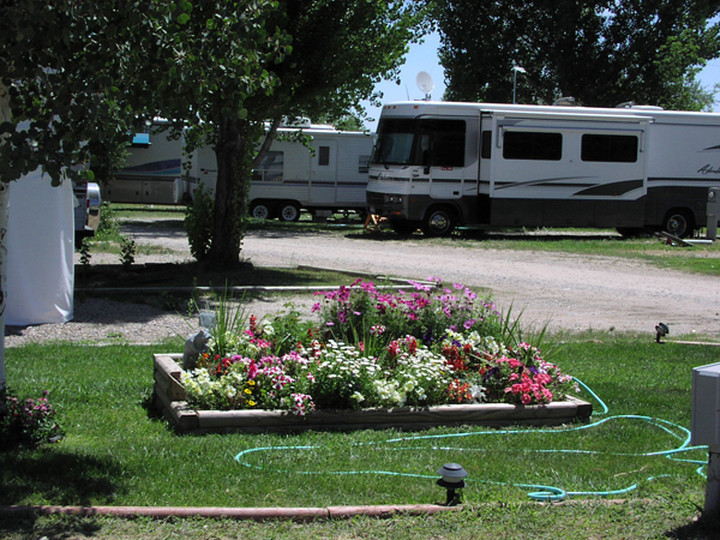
left=616, top=227, right=645, bottom=238
left=278, top=201, right=301, bottom=222
left=250, top=201, right=274, bottom=220
left=389, top=219, right=419, bottom=235
left=422, top=207, right=455, bottom=237
left=662, top=209, right=694, bottom=238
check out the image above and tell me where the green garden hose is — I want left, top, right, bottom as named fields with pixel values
left=234, top=377, right=708, bottom=502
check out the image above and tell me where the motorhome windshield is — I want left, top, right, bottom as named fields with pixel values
left=371, top=117, right=466, bottom=167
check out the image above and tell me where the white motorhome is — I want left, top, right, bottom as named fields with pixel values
left=366, top=101, right=720, bottom=237
left=106, top=121, right=373, bottom=221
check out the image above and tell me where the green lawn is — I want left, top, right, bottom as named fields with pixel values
left=2, top=336, right=719, bottom=538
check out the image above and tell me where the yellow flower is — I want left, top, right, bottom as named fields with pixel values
left=248, top=400, right=256, bottom=406
left=244, top=388, right=252, bottom=395
left=247, top=380, right=256, bottom=386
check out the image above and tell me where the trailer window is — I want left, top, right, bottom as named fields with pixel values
left=252, top=151, right=284, bottom=182
left=503, top=131, right=562, bottom=161
left=318, top=146, right=331, bottom=166
left=581, top=134, right=638, bottom=163
left=358, top=155, right=370, bottom=174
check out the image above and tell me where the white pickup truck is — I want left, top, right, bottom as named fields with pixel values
left=73, top=180, right=101, bottom=247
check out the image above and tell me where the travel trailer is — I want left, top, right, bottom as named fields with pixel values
left=105, top=123, right=196, bottom=205
left=366, top=101, right=720, bottom=237
left=248, top=122, right=373, bottom=221
left=106, top=121, right=373, bottom=221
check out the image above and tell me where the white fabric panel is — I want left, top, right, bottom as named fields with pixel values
left=5, top=171, right=74, bottom=325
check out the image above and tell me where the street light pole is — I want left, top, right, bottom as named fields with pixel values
left=512, top=65, right=526, bottom=104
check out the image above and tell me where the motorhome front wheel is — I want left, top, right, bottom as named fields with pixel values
left=422, top=208, right=455, bottom=237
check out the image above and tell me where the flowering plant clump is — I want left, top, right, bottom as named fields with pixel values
left=438, top=332, right=577, bottom=405
left=0, top=390, right=64, bottom=449
left=313, top=278, right=504, bottom=348
left=180, top=279, right=577, bottom=415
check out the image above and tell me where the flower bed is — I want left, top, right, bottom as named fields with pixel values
left=154, top=278, right=592, bottom=433
left=153, top=353, right=592, bottom=433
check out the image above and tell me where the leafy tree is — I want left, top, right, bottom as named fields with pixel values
left=435, top=0, right=720, bottom=109
left=152, top=1, right=429, bottom=267
left=0, top=1, right=161, bottom=403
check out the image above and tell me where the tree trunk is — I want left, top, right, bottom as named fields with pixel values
left=0, top=183, right=7, bottom=409
left=0, top=81, right=10, bottom=408
left=206, top=118, right=263, bottom=268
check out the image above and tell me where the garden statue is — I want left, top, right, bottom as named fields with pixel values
left=182, top=328, right=211, bottom=370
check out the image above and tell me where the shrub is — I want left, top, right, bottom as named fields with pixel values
left=184, top=184, right=214, bottom=261
left=0, top=390, right=64, bottom=450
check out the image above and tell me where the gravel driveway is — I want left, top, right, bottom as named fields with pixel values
left=5, top=221, right=719, bottom=346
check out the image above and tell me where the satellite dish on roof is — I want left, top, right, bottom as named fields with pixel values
left=416, top=71, right=435, bottom=100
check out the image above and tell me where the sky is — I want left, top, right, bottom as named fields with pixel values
left=362, top=31, right=720, bottom=131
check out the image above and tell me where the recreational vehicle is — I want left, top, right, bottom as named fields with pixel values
left=105, top=122, right=197, bottom=205
left=248, top=122, right=373, bottom=221
left=106, top=121, right=373, bottom=221
left=366, top=101, right=720, bottom=237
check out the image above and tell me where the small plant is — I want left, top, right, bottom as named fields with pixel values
left=95, top=201, right=121, bottom=240
left=184, top=184, right=214, bottom=261
left=78, top=237, right=92, bottom=265
left=120, top=235, right=136, bottom=266
left=0, top=389, right=64, bottom=450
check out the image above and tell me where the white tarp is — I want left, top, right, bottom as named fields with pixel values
left=5, top=170, right=74, bottom=325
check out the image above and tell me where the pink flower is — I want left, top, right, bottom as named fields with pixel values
left=247, top=359, right=258, bottom=380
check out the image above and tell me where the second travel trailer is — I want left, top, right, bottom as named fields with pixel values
left=366, top=100, right=720, bottom=237
left=106, top=120, right=374, bottom=220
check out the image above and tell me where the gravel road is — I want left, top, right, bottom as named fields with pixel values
left=5, top=221, right=719, bottom=346
left=240, top=229, right=720, bottom=338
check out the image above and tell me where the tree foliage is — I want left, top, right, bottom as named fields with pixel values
left=149, top=1, right=430, bottom=267
left=435, top=0, right=720, bottom=109
left=0, top=1, right=160, bottom=184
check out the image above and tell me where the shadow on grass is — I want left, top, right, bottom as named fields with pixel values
left=0, top=449, right=124, bottom=506
left=75, top=261, right=356, bottom=290
left=0, top=513, right=104, bottom=539
left=667, top=513, right=720, bottom=539
left=345, top=228, right=623, bottom=243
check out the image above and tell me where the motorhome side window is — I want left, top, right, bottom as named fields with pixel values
left=581, top=134, right=638, bottom=163
left=358, top=155, right=370, bottom=174
left=318, top=146, right=330, bottom=166
left=252, top=151, right=284, bottom=182
left=503, top=131, right=562, bottom=161
left=416, top=119, right=466, bottom=167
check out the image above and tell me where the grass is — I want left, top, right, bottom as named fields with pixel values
left=2, top=335, right=719, bottom=538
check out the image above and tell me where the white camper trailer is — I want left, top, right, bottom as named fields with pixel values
left=106, top=121, right=373, bottom=220
left=366, top=101, right=720, bottom=237
left=105, top=122, right=197, bottom=205
left=248, top=122, right=373, bottom=221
